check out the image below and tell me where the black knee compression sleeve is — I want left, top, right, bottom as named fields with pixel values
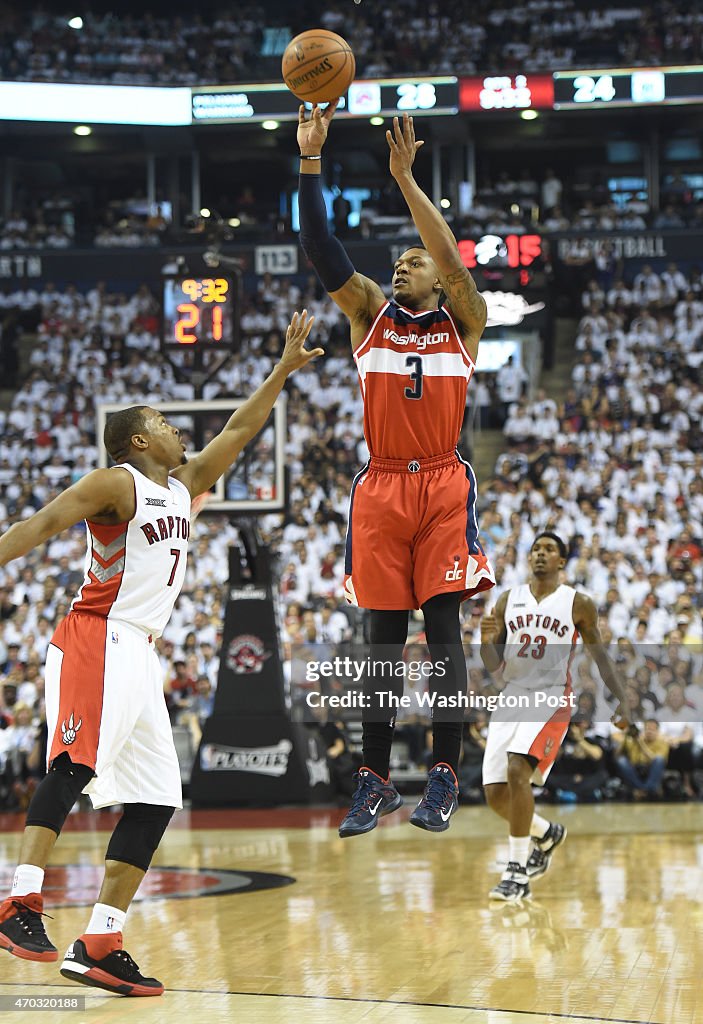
left=26, top=753, right=94, bottom=835
left=105, top=803, right=176, bottom=872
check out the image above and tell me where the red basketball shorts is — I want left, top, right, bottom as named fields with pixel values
left=45, top=611, right=182, bottom=810
left=343, top=450, right=495, bottom=610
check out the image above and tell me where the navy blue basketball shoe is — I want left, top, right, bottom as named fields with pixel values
left=338, top=767, right=403, bottom=838
left=409, top=763, right=459, bottom=832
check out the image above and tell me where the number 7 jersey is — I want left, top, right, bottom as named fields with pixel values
left=72, top=463, right=191, bottom=637
left=354, top=300, right=475, bottom=459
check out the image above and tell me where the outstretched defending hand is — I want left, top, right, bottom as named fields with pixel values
left=386, top=112, right=425, bottom=180
left=297, top=99, right=340, bottom=155
left=279, top=310, right=323, bottom=373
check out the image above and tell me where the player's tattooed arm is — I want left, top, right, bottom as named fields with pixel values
left=574, top=592, right=630, bottom=723
left=386, top=113, right=486, bottom=359
left=438, top=267, right=487, bottom=360
left=480, top=590, right=509, bottom=674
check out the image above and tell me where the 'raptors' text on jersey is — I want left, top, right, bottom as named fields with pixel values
left=354, top=301, right=475, bottom=460
left=72, top=463, right=191, bottom=636
left=502, top=584, right=579, bottom=690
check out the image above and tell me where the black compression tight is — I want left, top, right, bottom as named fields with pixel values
left=360, top=593, right=466, bottom=779
left=361, top=609, right=409, bottom=778
left=422, top=592, right=466, bottom=775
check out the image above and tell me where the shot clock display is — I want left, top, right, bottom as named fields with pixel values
left=553, top=66, right=703, bottom=108
left=162, top=276, right=233, bottom=347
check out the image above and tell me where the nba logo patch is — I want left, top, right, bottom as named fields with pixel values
left=111, top=631, right=119, bottom=644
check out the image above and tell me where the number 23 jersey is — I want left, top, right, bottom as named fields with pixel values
left=72, top=463, right=191, bottom=637
left=354, top=300, right=475, bottom=460
left=502, top=584, right=579, bottom=690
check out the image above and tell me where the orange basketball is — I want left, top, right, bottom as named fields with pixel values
left=282, top=29, right=355, bottom=104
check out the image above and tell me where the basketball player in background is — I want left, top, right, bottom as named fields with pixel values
left=480, top=533, right=629, bottom=901
left=0, top=312, right=321, bottom=994
left=297, top=101, right=495, bottom=837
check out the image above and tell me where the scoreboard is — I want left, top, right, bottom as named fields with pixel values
left=553, top=67, right=703, bottom=109
left=460, top=66, right=703, bottom=113
left=193, top=77, right=458, bottom=123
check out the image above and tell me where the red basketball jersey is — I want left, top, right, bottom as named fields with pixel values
left=353, top=300, right=475, bottom=460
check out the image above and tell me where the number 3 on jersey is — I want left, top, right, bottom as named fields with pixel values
left=404, top=355, right=423, bottom=400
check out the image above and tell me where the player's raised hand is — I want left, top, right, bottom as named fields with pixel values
left=480, top=611, right=499, bottom=645
left=386, top=112, right=425, bottom=180
left=297, top=99, right=340, bottom=155
left=279, top=310, right=323, bottom=373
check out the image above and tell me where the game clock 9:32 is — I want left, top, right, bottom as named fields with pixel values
left=162, top=276, right=233, bottom=346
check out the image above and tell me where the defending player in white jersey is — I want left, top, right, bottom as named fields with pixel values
left=0, top=311, right=321, bottom=994
left=479, top=532, right=629, bottom=902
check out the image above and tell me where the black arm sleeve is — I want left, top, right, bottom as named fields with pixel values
left=298, top=173, right=355, bottom=293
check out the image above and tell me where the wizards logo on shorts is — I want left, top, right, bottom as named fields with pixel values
left=226, top=635, right=272, bottom=675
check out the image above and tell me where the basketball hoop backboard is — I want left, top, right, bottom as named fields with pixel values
left=96, top=398, right=287, bottom=513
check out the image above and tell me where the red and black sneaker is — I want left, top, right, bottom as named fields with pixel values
left=60, top=933, right=164, bottom=997
left=0, top=893, right=58, bottom=962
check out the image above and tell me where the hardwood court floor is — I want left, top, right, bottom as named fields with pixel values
left=1, top=802, right=703, bottom=1024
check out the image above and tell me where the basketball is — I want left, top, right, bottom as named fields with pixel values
left=281, top=29, right=355, bottom=104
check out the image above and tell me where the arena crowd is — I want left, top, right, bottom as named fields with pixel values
left=0, top=1, right=698, bottom=86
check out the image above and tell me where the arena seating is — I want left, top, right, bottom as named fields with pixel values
left=0, top=2, right=697, bottom=86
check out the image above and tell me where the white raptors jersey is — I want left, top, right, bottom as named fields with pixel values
left=502, top=584, right=579, bottom=690
left=72, top=464, right=191, bottom=637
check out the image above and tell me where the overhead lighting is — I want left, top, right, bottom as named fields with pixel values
left=228, top=218, right=241, bottom=227
left=200, top=208, right=211, bottom=218
left=520, top=109, right=539, bottom=120
left=73, top=125, right=92, bottom=136
left=262, top=120, right=279, bottom=131
left=370, top=116, right=384, bottom=126
left=440, top=198, right=451, bottom=209
left=67, top=16, right=83, bottom=29
left=510, top=203, right=520, bottom=215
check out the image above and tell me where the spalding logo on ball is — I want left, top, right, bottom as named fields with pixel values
left=282, top=29, right=356, bottom=104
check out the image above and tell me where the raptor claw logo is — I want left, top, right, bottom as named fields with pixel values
left=61, top=712, right=82, bottom=745
left=226, top=635, right=271, bottom=675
